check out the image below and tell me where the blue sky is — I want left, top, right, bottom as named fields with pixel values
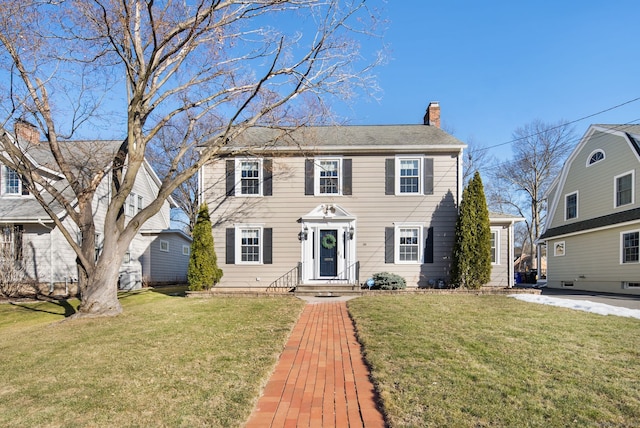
left=335, top=1, right=640, bottom=157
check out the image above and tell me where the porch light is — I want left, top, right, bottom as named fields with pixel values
left=298, top=226, right=309, bottom=241
left=349, top=226, right=354, bottom=240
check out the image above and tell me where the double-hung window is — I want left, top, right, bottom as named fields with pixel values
left=398, top=227, right=420, bottom=262
left=3, top=167, right=21, bottom=195
left=317, top=159, right=340, bottom=195
left=386, top=156, right=433, bottom=196
left=565, top=192, right=578, bottom=220
left=621, top=231, right=639, bottom=264
left=615, top=171, right=634, bottom=207
left=490, top=229, right=500, bottom=264
left=226, top=226, right=272, bottom=265
left=227, top=158, right=272, bottom=197
left=398, top=158, right=421, bottom=194
left=239, top=160, right=261, bottom=195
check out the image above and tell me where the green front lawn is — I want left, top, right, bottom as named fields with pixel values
left=348, top=294, right=640, bottom=427
left=0, top=290, right=304, bottom=427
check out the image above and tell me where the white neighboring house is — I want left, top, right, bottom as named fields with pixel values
left=539, top=124, right=640, bottom=294
left=0, top=121, right=191, bottom=295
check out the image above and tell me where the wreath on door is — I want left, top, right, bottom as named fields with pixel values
left=321, top=233, right=337, bottom=249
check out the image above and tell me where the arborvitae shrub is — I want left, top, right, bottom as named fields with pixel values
left=187, top=203, right=222, bottom=291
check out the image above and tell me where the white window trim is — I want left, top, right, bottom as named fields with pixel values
left=235, top=225, right=264, bottom=265
left=614, top=170, right=635, bottom=208
left=554, top=241, right=565, bottom=257
left=394, top=223, right=423, bottom=264
left=127, top=193, right=136, bottom=216
left=395, top=156, right=423, bottom=195
left=490, top=228, right=500, bottom=265
left=2, top=166, right=22, bottom=196
left=159, top=239, right=169, bottom=252
left=623, top=281, right=640, bottom=289
left=314, top=157, right=342, bottom=196
left=235, top=158, right=263, bottom=197
left=182, top=245, right=190, bottom=256
left=586, top=149, right=605, bottom=167
left=564, top=191, right=578, bottom=221
left=137, top=195, right=143, bottom=213
left=620, top=229, right=640, bottom=264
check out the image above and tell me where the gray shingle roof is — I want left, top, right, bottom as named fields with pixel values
left=225, top=125, right=466, bottom=153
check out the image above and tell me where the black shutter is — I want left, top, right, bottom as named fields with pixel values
left=263, top=228, right=273, bottom=264
left=225, top=228, right=235, bottom=264
left=263, top=159, right=273, bottom=196
left=21, top=175, right=30, bottom=195
left=385, top=158, right=395, bottom=195
left=424, top=227, right=434, bottom=263
left=342, top=158, right=352, bottom=195
left=305, top=159, right=314, bottom=195
left=225, top=160, right=235, bottom=196
left=424, top=158, right=433, bottom=195
left=385, top=227, right=394, bottom=263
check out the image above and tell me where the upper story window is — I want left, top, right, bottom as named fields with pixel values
left=587, top=149, right=605, bottom=166
left=2, top=167, right=22, bottom=195
left=398, top=158, right=420, bottom=194
left=385, top=156, right=434, bottom=196
left=565, top=192, right=578, bottom=220
left=137, top=195, right=143, bottom=213
left=238, top=159, right=261, bottom=195
left=305, top=158, right=352, bottom=196
left=226, top=158, right=272, bottom=197
left=316, top=158, right=341, bottom=195
left=615, top=171, right=634, bottom=208
left=127, top=193, right=136, bottom=216
left=159, top=239, right=169, bottom=252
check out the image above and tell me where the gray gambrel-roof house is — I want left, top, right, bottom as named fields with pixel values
left=0, top=121, right=191, bottom=295
left=540, top=124, right=640, bottom=294
left=200, top=102, right=522, bottom=292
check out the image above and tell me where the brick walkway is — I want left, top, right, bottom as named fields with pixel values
left=245, top=301, right=386, bottom=428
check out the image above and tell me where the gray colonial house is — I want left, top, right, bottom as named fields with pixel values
left=200, top=103, right=521, bottom=292
left=540, top=124, right=640, bottom=294
left=0, top=121, right=191, bottom=295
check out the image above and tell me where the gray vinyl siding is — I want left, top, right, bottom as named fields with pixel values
left=488, top=224, right=511, bottom=287
left=549, top=132, right=639, bottom=229
left=546, top=224, right=640, bottom=294
left=141, top=233, right=190, bottom=284
left=203, top=152, right=460, bottom=288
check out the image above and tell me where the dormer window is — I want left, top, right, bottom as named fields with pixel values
left=1, top=166, right=24, bottom=195
left=587, top=149, right=605, bottom=166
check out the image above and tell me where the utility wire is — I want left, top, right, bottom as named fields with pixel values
left=476, top=96, right=640, bottom=153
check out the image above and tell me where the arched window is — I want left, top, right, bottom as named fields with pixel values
left=587, top=149, right=605, bottom=166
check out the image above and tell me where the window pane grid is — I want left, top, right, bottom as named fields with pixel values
left=617, top=174, right=632, bottom=206
left=566, top=193, right=577, bottom=219
left=399, top=228, right=419, bottom=261
left=399, top=160, right=419, bottom=193
left=319, top=160, right=339, bottom=194
left=241, top=229, right=260, bottom=262
left=490, top=231, right=497, bottom=263
left=5, top=168, right=20, bottom=194
left=241, top=161, right=260, bottom=195
left=623, top=232, right=639, bottom=263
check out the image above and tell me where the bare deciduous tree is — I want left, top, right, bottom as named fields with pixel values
left=488, top=119, right=574, bottom=269
left=0, top=0, right=383, bottom=317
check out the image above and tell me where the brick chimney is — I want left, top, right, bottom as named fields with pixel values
left=423, top=101, right=440, bottom=128
left=14, top=119, right=40, bottom=144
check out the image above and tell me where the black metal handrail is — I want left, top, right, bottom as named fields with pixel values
left=325, top=261, right=360, bottom=285
left=266, top=262, right=301, bottom=293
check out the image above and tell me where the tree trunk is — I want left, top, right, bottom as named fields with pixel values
left=75, top=249, right=123, bottom=318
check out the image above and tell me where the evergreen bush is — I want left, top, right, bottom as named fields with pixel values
left=370, top=272, right=406, bottom=290
left=187, top=203, right=222, bottom=290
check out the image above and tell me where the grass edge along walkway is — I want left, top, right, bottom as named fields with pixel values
left=245, top=301, right=386, bottom=428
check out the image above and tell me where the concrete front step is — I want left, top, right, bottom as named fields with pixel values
left=294, top=284, right=362, bottom=297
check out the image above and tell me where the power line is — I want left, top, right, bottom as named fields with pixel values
left=476, top=96, right=640, bottom=153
